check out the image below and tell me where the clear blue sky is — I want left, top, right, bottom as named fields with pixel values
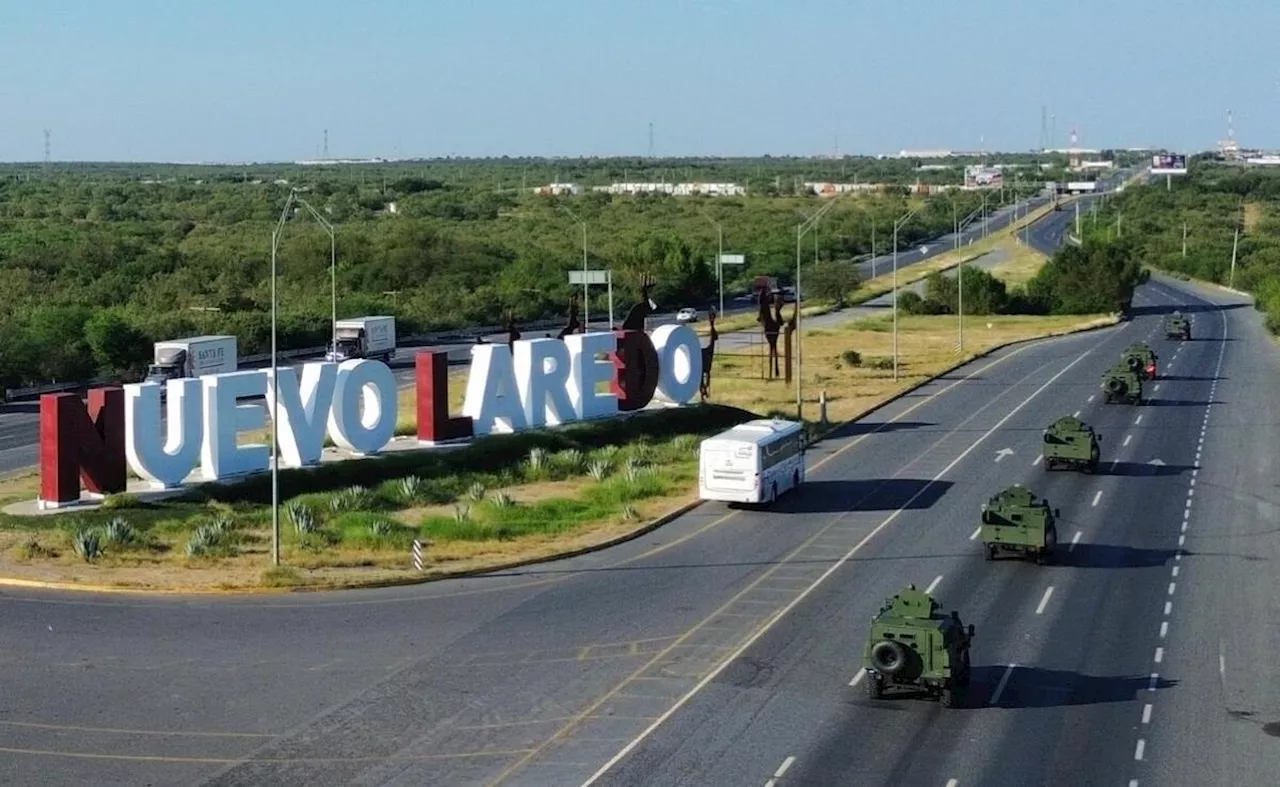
left=0, top=0, right=1269, bottom=162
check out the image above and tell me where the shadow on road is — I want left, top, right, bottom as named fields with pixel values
left=967, top=666, right=1178, bottom=709
left=1102, top=461, right=1196, bottom=477
left=769, top=478, right=953, bottom=514
left=1140, top=399, right=1222, bottom=408
left=0, top=401, right=40, bottom=415
left=1156, top=375, right=1224, bottom=382
left=823, top=420, right=935, bottom=439
left=1059, top=543, right=1180, bottom=569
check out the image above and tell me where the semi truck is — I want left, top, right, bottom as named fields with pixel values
left=144, top=336, right=238, bottom=385
left=325, top=316, right=397, bottom=363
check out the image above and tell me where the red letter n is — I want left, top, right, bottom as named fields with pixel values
left=415, top=352, right=473, bottom=443
left=39, top=388, right=127, bottom=506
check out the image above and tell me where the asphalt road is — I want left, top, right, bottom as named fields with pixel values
left=0, top=192, right=1046, bottom=477
left=3, top=270, right=1271, bottom=787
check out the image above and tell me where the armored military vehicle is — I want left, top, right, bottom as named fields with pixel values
left=1122, top=342, right=1158, bottom=379
left=863, top=584, right=974, bottom=708
left=1101, top=362, right=1143, bottom=404
left=979, top=484, right=1060, bottom=564
left=1164, top=311, right=1191, bottom=340
left=1043, top=415, right=1102, bottom=472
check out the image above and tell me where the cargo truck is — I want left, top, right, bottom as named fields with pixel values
left=325, top=316, right=396, bottom=363
left=145, top=336, right=238, bottom=384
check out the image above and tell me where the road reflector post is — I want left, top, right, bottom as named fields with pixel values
left=412, top=539, right=425, bottom=572
left=819, top=390, right=829, bottom=426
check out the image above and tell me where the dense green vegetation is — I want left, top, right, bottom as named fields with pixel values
left=1068, top=161, right=1280, bottom=332
left=0, top=157, right=1060, bottom=389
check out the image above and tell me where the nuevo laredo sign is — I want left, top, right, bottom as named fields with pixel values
left=38, top=324, right=703, bottom=508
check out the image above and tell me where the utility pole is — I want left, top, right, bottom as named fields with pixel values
left=1230, top=227, right=1239, bottom=288
left=795, top=198, right=838, bottom=418
left=892, top=206, right=922, bottom=380
left=1182, top=221, right=1188, bottom=258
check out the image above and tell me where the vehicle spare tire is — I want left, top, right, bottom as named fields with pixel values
left=870, top=640, right=910, bottom=676
left=1106, top=378, right=1125, bottom=393
left=1125, top=356, right=1142, bottom=371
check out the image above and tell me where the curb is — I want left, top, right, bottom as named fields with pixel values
left=0, top=314, right=1122, bottom=597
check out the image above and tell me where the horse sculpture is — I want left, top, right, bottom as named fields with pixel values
left=700, top=308, right=718, bottom=401
left=555, top=292, right=582, bottom=339
left=758, top=283, right=784, bottom=378
left=505, top=310, right=521, bottom=347
left=622, top=272, right=657, bottom=331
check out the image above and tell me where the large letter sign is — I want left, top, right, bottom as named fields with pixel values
left=463, top=343, right=529, bottom=435
left=39, top=388, right=127, bottom=507
left=201, top=370, right=270, bottom=479
left=125, top=379, right=203, bottom=488
left=651, top=324, right=702, bottom=404
left=515, top=338, right=575, bottom=428
left=565, top=332, right=618, bottom=421
left=415, top=352, right=473, bottom=444
left=611, top=329, right=660, bottom=412
left=327, top=360, right=397, bottom=455
left=265, top=364, right=338, bottom=467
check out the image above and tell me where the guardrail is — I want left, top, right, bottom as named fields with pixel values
left=3, top=318, right=567, bottom=402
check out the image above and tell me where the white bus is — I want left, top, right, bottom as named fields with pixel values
left=698, top=418, right=806, bottom=505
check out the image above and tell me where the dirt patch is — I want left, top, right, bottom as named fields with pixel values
left=1243, top=202, right=1263, bottom=234
left=987, top=240, right=1048, bottom=288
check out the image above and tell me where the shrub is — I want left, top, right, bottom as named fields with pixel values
left=102, top=517, right=138, bottom=546
left=587, top=459, right=611, bottom=481
left=840, top=349, right=862, bottom=367
left=72, top=529, right=102, bottom=562
left=464, top=481, right=488, bottom=502
left=288, top=503, right=319, bottom=534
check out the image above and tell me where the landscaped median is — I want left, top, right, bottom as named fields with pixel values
left=0, top=300, right=1119, bottom=593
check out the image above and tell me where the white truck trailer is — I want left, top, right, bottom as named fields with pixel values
left=325, top=316, right=396, bottom=363
left=145, top=335, right=238, bottom=384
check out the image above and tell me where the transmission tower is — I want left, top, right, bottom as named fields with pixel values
left=323, top=129, right=329, bottom=159
left=647, top=122, right=654, bottom=158
left=1040, top=105, right=1049, bottom=151
left=43, top=129, right=51, bottom=167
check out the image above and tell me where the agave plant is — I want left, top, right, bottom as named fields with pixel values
left=367, top=519, right=394, bottom=538
left=624, top=457, right=646, bottom=482
left=526, top=446, right=548, bottom=473
left=288, top=503, right=319, bottom=534
left=398, top=475, right=423, bottom=501
left=621, top=504, right=640, bottom=522
left=72, top=528, right=102, bottom=562
left=587, top=459, right=611, bottom=481
left=102, top=517, right=137, bottom=546
left=453, top=504, right=471, bottom=522
left=556, top=449, right=586, bottom=474
left=489, top=491, right=515, bottom=509
left=465, top=481, right=488, bottom=502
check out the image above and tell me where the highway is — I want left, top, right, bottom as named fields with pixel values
left=0, top=192, right=1047, bottom=477
left=2, top=270, right=1274, bottom=787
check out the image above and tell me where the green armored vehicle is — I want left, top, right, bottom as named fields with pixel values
left=863, top=584, right=974, bottom=708
left=1164, top=311, right=1191, bottom=340
left=1043, top=415, right=1101, bottom=472
left=1101, top=362, right=1143, bottom=404
left=1121, top=342, right=1158, bottom=379
left=980, top=484, right=1060, bottom=564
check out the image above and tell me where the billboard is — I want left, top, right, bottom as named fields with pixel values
left=1151, top=154, right=1187, bottom=175
left=964, top=165, right=1003, bottom=188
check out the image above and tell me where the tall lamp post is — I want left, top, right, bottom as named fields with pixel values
left=704, top=214, right=725, bottom=315
left=892, top=205, right=922, bottom=381
left=292, top=198, right=338, bottom=352
left=267, top=189, right=338, bottom=567
left=795, top=198, right=838, bottom=419
left=558, top=203, right=589, bottom=328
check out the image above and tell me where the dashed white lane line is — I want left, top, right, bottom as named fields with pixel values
left=1069, top=530, right=1081, bottom=551
left=969, top=526, right=981, bottom=541
left=1135, top=738, right=1146, bottom=761
left=1123, top=434, right=1132, bottom=446
left=1154, top=383, right=1161, bottom=392
left=1171, top=565, right=1179, bottom=577
left=1087, top=394, right=1095, bottom=402
left=1073, top=410, right=1081, bottom=417
left=1142, top=703, right=1153, bottom=724
left=1032, top=454, right=1042, bottom=466
left=1035, top=586, right=1055, bottom=615
left=1220, top=654, right=1226, bottom=677
left=1148, top=673, right=1160, bottom=691
left=1159, top=621, right=1168, bottom=638
left=1164, top=601, right=1172, bottom=615
left=1154, top=647, right=1164, bottom=663
left=1178, top=534, right=1186, bottom=547
left=989, top=664, right=1016, bottom=705
left=773, top=755, right=795, bottom=779
left=1130, top=780, right=1140, bottom=787
left=946, top=780, right=959, bottom=787
left=1091, top=490, right=1103, bottom=507
left=1135, top=414, right=1143, bottom=425
left=1168, top=582, right=1177, bottom=596
left=925, top=575, right=943, bottom=594
left=848, top=670, right=865, bottom=687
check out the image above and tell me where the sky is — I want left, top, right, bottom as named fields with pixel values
left=0, top=0, right=1273, bottom=163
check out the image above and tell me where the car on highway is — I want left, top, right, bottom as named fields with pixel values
left=1042, top=415, right=1102, bottom=473
left=863, top=584, right=974, bottom=708
left=675, top=307, right=698, bottom=323
left=1164, top=311, right=1191, bottom=340
left=979, top=484, right=1060, bottom=564
left=1101, top=362, right=1143, bottom=404
left=1122, top=342, right=1158, bottom=379
left=698, top=418, right=805, bottom=505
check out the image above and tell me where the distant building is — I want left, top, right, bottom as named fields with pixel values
left=897, top=149, right=953, bottom=159
left=592, top=182, right=745, bottom=197
left=532, top=182, right=582, bottom=196
left=803, top=182, right=879, bottom=196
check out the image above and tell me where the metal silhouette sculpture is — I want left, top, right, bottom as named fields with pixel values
left=758, top=283, right=784, bottom=379
left=622, top=272, right=658, bottom=331
left=782, top=298, right=798, bottom=383
left=505, top=310, right=521, bottom=348
left=556, top=292, right=582, bottom=339
left=700, top=307, right=718, bottom=401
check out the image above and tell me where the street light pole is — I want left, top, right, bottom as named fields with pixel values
left=268, top=191, right=298, bottom=566
left=892, top=206, right=922, bottom=381
left=795, top=198, right=838, bottom=419
left=558, top=203, right=589, bottom=329
left=704, top=215, right=725, bottom=315
left=293, top=198, right=337, bottom=353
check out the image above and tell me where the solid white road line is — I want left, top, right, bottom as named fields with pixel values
left=989, top=664, right=1017, bottom=705
left=580, top=346, right=1102, bottom=785
left=925, top=575, right=943, bottom=594
left=1036, top=586, right=1054, bottom=615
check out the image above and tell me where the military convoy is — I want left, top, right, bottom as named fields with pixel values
left=1042, top=415, right=1101, bottom=472
left=1122, top=342, right=1158, bottom=379
left=1164, top=311, right=1191, bottom=340
left=863, top=584, right=974, bottom=707
left=979, top=484, right=1060, bottom=564
left=1101, top=361, right=1143, bottom=404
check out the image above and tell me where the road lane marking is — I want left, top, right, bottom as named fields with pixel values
left=925, top=575, right=943, bottom=594
left=1091, top=490, right=1102, bottom=507
left=1178, top=534, right=1185, bottom=546
left=1135, top=415, right=1143, bottom=425
left=969, top=526, right=981, bottom=541
left=1164, top=602, right=1172, bottom=615
left=1073, top=410, right=1080, bottom=417
left=1171, top=566, right=1179, bottom=577
left=1032, top=454, right=1042, bottom=466
left=989, top=664, right=1016, bottom=705
left=848, top=671, right=865, bottom=687
left=1148, top=673, right=1159, bottom=691
left=1168, top=582, right=1176, bottom=596
left=1134, top=739, right=1145, bottom=761
left=773, top=756, right=795, bottom=779
left=1220, top=654, right=1226, bottom=677
left=577, top=345, right=1106, bottom=786
left=1142, top=704, right=1152, bottom=724
left=1035, top=587, right=1054, bottom=615
left=1069, top=531, right=1081, bottom=551
left=1154, top=647, right=1163, bottom=663
left=1087, top=394, right=1094, bottom=402
left=1154, top=384, right=1161, bottom=391
left=946, top=781, right=959, bottom=787
left=1123, top=434, right=1131, bottom=446
left=1159, top=621, right=1168, bottom=638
